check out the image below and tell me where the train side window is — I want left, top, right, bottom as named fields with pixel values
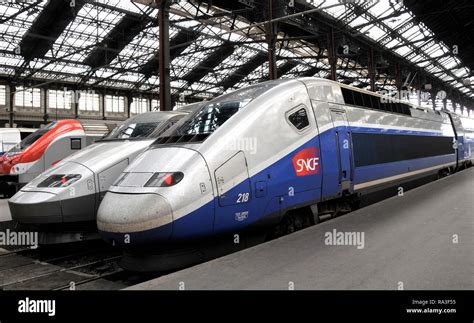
left=386, top=102, right=394, bottom=113
left=379, top=101, right=386, bottom=111
left=390, top=102, right=397, bottom=113
left=372, top=95, right=381, bottom=110
left=70, top=138, right=82, bottom=150
left=353, top=91, right=364, bottom=107
left=362, top=94, right=373, bottom=109
left=394, top=103, right=402, bottom=113
left=402, top=104, right=412, bottom=116
left=341, top=88, right=355, bottom=106
left=400, top=104, right=406, bottom=114
left=287, top=106, right=310, bottom=132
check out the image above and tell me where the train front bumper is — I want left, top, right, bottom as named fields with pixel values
left=97, top=192, right=173, bottom=245
left=9, top=190, right=97, bottom=224
left=9, top=191, right=62, bottom=224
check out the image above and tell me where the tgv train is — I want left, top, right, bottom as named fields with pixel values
left=0, top=120, right=114, bottom=197
left=96, top=78, right=474, bottom=270
left=0, top=128, right=35, bottom=156
left=9, top=103, right=201, bottom=243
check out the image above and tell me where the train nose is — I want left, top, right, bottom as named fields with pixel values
left=9, top=191, right=62, bottom=223
left=9, top=162, right=96, bottom=224
left=97, top=192, right=173, bottom=245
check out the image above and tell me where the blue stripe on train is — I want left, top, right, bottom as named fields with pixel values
left=100, top=126, right=456, bottom=245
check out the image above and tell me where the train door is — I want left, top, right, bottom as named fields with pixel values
left=329, top=108, right=353, bottom=192
left=214, top=151, right=252, bottom=233
left=444, top=112, right=464, bottom=168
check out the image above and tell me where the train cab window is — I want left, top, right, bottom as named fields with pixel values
left=8, top=122, right=56, bottom=153
left=20, top=131, right=33, bottom=140
left=70, top=138, right=82, bottom=150
left=287, top=106, right=310, bottom=131
left=157, top=81, right=281, bottom=142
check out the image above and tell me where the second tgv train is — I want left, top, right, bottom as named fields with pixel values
left=8, top=103, right=201, bottom=243
left=95, top=78, right=474, bottom=270
left=0, top=120, right=115, bottom=197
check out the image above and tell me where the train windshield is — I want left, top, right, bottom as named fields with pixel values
left=8, top=122, right=56, bottom=154
left=101, top=115, right=164, bottom=141
left=164, top=82, right=280, bottom=138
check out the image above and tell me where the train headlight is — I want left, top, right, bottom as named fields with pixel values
left=37, top=174, right=81, bottom=188
left=144, top=172, right=184, bottom=187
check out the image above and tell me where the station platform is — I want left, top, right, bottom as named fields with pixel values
left=129, top=168, right=474, bottom=290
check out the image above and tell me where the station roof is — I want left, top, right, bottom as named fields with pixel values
left=0, top=0, right=472, bottom=110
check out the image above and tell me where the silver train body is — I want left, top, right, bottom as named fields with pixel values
left=9, top=104, right=201, bottom=243
left=96, top=78, right=474, bottom=253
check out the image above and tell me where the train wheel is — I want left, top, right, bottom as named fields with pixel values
left=272, top=208, right=313, bottom=237
left=437, top=168, right=450, bottom=179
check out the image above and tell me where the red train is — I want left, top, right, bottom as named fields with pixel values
left=0, top=119, right=114, bottom=197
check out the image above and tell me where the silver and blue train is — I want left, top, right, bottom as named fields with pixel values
left=96, top=78, right=474, bottom=265
left=9, top=103, right=201, bottom=243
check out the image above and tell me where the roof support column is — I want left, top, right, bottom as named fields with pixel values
left=452, top=101, right=458, bottom=113
left=101, top=92, right=106, bottom=120
left=267, top=0, right=277, bottom=80
left=158, top=0, right=171, bottom=111
left=42, top=86, right=48, bottom=123
left=74, top=91, right=79, bottom=119
left=327, top=27, right=337, bottom=81
left=417, top=72, right=421, bottom=107
left=126, top=94, right=132, bottom=119
left=395, top=63, right=402, bottom=96
left=8, top=83, right=14, bottom=128
left=430, top=89, right=437, bottom=110
left=368, top=48, right=376, bottom=92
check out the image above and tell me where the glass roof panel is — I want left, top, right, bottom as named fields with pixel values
left=0, top=1, right=46, bottom=52
left=0, top=0, right=471, bottom=107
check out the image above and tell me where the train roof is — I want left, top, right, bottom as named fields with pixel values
left=175, top=101, right=206, bottom=114
left=0, top=127, right=35, bottom=133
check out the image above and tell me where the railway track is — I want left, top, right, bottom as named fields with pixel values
left=0, top=240, right=161, bottom=290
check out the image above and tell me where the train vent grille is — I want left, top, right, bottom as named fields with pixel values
left=82, top=123, right=112, bottom=136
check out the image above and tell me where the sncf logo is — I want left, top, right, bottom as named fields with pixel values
left=292, top=147, right=320, bottom=176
